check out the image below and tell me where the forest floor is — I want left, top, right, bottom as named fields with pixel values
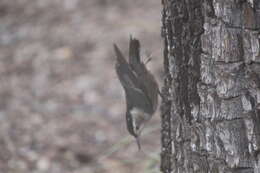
left=0, top=0, right=163, bottom=173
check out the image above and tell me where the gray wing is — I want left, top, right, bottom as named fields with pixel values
left=128, top=38, right=159, bottom=113
left=114, top=44, right=151, bottom=111
left=114, top=44, right=137, bottom=88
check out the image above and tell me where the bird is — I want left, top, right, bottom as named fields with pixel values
left=114, top=36, right=159, bottom=149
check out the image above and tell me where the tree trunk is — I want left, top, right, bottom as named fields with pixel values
left=160, top=0, right=260, bottom=172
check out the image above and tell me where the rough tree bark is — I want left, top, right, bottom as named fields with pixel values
left=160, top=0, right=260, bottom=172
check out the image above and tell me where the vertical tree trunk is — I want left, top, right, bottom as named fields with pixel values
left=160, top=0, right=260, bottom=172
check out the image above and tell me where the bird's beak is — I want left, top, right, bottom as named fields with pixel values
left=136, top=136, right=141, bottom=150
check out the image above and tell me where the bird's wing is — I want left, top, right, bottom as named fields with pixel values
left=114, top=44, right=151, bottom=111
left=114, top=44, right=139, bottom=89
left=128, top=38, right=159, bottom=112
left=124, top=85, right=151, bottom=111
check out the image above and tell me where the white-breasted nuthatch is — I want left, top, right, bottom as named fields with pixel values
left=114, top=37, right=159, bottom=149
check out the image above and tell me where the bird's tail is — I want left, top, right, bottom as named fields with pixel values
left=129, top=36, right=141, bottom=67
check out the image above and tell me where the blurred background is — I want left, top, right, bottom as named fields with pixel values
left=0, top=0, right=163, bottom=172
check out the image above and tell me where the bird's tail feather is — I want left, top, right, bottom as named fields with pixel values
left=129, top=36, right=141, bottom=67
